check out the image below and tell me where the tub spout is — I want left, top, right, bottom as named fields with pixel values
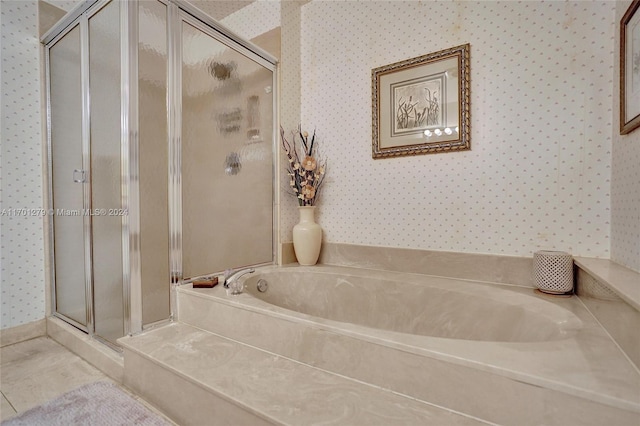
left=223, top=267, right=255, bottom=294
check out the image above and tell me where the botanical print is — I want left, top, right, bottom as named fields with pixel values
left=372, top=44, right=470, bottom=157
left=632, top=16, right=640, bottom=94
left=392, top=74, right=445, bottom=135
left=624, top=3, right=640, bottom=132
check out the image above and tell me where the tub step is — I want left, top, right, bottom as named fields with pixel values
left=176, top=286, right=640, bottom=426
left=118, top=323, right=483, bottom=426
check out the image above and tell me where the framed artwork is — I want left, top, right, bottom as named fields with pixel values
left=621, top=0, right=640, bottom=134
left=372, top=44, right=470, bottom=158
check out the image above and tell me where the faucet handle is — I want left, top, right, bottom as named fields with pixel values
left=226, top=280, right=244, bottom=295
left=223, top=269, right=237, bottom=288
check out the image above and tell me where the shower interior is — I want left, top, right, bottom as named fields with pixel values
left=44, top=0, right=277, bottom=347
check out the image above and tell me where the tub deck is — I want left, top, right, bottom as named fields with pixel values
left=120, top=322, right=485, bottom=425
left=120, top=265, right=640, bottom=425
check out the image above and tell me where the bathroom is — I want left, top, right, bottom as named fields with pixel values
left=1, top=0, right=639, bottom=425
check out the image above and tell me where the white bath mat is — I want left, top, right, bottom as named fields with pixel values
left=1, top=381, right=170, bottom=426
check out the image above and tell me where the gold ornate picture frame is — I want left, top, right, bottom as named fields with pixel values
left=372, top=44, right=470, bottom=159
left=621, top=0, right=640, bottom=135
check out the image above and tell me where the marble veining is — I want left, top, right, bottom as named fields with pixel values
left=120, top=323, right=483, bottom=426
left=574, top=257, right=640, bottom=311
left=242, top=267, right=581, bottom=342
left=181, top=265, right=640, bottom=419
left=318, top=242, right=535, bottom=287
left=576, top=268, right=640, bottom=369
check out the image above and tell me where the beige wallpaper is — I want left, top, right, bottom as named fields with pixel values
left=2, top=0, right=636, bottom=330
left=281, top=0, right=617, bottom=261
left=1, top=0, right=47, bottom=328
left=611, top=0, right=640, bottom=272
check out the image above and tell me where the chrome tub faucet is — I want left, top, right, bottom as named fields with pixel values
left=223, top=267, right=255, bottom=294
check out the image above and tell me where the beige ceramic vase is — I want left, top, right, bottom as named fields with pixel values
left=293, top=206, right=322, bottom=265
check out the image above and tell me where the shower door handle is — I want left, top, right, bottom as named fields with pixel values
left=73, top=169, right=86, bottom=183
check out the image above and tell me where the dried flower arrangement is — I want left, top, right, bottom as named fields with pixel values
left=280, top=125, right=327, bottom=206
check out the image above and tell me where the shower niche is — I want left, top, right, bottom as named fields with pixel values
left=43, top=0, right=277, bottom=347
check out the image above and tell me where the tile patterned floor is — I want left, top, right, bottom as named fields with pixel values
left=0, top=337, right=173, bottom=424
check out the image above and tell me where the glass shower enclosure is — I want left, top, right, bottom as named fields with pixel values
left=43, top=0, right=277, bottom=347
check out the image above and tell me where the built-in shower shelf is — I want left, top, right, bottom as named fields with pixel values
left=118, top=323, right=479, bottom=425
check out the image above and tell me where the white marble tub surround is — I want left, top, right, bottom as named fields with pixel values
left=119, top=323, right=484, bottom=426
left=317, top=242, right=534, bottom=287
left=575, top=266, right=640, bottom=370
left=241, top=267, right=581, bottom=342
left=574, top=257, right=640, bottom=311
left=178, top=265, right=640, bottom=425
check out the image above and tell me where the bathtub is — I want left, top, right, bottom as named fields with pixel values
left=242, top=268, right=581, bottom=343
left=178, top=265, right=640, bottom=425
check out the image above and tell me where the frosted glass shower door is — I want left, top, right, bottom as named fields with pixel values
left=88, top=1, right=124, bottom=345
left=49, top=24, right=87, bottom=328
left=138, top=0, right=170, bottom=325
left=49, top=1, right=126, bottom=345
left=181, top=18, right=274, bottom=278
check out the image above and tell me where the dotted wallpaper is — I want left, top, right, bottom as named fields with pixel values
left=279, top=0, right=306, bottom=238
left=284, top=0, right=616, bottom=260
left=611, top=1, right=640, bottom=272
left=1, top=0, right=46, bottom=328
left=1, top=0, right=635, bottom=330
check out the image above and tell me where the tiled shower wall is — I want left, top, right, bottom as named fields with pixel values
left=285, top=0, right=617, bottom=261
left=611, top=0, right=640, bottom=272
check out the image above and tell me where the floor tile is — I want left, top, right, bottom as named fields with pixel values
left=1, top=391, right=17, bottom=421
left=0, top=337, right=108, bottom=412
left=0, top=336, right=174, bottom=424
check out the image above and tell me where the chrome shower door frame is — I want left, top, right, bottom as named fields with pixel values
left=43, top=0, right=132, bottom=346
left=166, top=1, right=279, bottom=322
left=44, top=18, right=93, bottom=335
left=43, top=0, right=279, bottom=341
